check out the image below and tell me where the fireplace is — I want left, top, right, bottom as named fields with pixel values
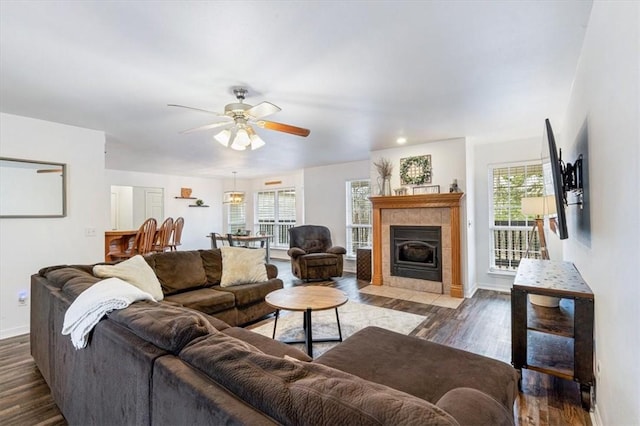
left=390, top=226, right=442, bottom=282
left=370, top=193, right=464, bottom=297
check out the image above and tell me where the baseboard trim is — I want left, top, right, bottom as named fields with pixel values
left=0, top=325, right=29, bottom=340
left=477, top=282, right=512, bottom=293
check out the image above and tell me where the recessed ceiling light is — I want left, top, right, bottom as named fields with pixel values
left=396, top=137, right=407, bottom=144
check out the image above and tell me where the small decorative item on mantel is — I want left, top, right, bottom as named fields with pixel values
left=195, top=199, right=204, bottom=206
left=449, top=179, right=460, bottom=193
left=373, top=157, right=393, bottom=196
left=394, top=187, right=408, bottom=196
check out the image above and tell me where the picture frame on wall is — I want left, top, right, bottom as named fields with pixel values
left=400, top=155, right=432, bottom=185
left=413, top=185, right=440, bottom=195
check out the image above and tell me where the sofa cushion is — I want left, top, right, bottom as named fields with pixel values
left=93, top=255, right=164, bottom=301
left=212, top=279, right=283, bottom=307
left=299, top=252, right=340, bottom=267
left=108, top=301, right=216, bottom=354
left=62, top=275, right=102, bottom=299
left=163, top=288, right=235, bottom=315
left=315, top=326, right=519, bottom=410
left=220, top=247, right=267, bottom=287
left=43, top=266, right=97, bottom=290
left=199, top=249, right=222, bottom=286
left=223, top=327, right=312, bottom=362
left=180, top=332, right=458, bottom=425
left=149, top=251, right=207, bottom=295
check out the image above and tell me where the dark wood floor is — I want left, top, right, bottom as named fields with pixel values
left=0, top=259, right=591, bottom=426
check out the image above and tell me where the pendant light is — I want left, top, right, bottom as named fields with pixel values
left=223, top=171, right=245, bottom=204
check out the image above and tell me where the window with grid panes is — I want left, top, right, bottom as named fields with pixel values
left=346, top=179, right=372, bottom=257
left=489, top=161, right=544, bottom=272
left=227, top=203, right=246, bottom=234
left=255, top=188, right=296, bottom=248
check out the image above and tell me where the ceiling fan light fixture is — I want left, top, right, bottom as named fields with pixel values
left=235, top=128, right=252, bottom=147
left=214, top=129, right=231, bottom=147
left=250, top=133, right=265, bottom=150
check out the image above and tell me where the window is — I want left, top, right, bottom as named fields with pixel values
left=489, top=161, right=544, bottom=272
left=227, top=203, right=246, bottom=234
left=346, top=179, right=372, bottom=257
left=255, top=188, right=296, bottom=248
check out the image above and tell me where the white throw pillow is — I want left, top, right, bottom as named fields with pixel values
left=93, top=255, right=164, bottom=301
left=220, top=247, right=268, bottom=287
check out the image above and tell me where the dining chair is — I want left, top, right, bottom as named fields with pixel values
left=108, top=218, right=158, bottom=260
left=153, top=217, right=174, bottom=252
left=169, top=217, right=184, bottom=251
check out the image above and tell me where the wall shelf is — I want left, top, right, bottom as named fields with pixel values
left=175, top=196, right=197, bottom=199
left=189, top=205, right=209, bottom=208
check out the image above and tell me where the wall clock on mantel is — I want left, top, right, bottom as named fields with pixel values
left=400, top=155, right=432, bottom=185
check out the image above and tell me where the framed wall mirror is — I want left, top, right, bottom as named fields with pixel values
left=0, top=157, right=67, bottom=218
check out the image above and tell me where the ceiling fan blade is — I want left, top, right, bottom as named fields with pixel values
left=180, top=121, right=234, bottom=134
left=168, top=104, right=227, bottom=116
left=246, top=102, right=281, bottom=120
left=256, top=120, right=311, bottom=137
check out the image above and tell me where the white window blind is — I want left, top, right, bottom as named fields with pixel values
left=489, top=161, right=544, bottom=272
left=255, top=188, right=296, bottom=248
left=346, top=179, right=372, bottom=257
left=227, top=203, right=246, bottom=234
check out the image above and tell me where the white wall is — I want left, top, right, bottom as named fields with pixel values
left=370, top=138, right=467, bottom=195
left=560, top=2, right=639, bottom=424
left=303, top=160, right=371, bottom=272
left=0, top=113, right=106, bottom=338
left=304, top=160, right=370, bottom=248
left=106, top=170, right=222, bottom=251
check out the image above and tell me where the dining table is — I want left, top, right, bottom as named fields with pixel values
left=207, top=233, right=273, bottom=262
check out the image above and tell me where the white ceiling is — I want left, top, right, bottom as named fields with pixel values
left=0, top=1, right=593, bottom=179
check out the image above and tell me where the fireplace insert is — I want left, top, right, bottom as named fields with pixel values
left=390, top=226, right=442, bottom=281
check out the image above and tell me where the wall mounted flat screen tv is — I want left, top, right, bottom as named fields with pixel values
left=544, top=118, right=568, bottom=240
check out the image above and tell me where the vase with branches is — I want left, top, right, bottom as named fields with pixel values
left=374, top=158, right=393, bottom=196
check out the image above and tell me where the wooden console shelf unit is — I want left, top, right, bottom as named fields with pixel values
left=511, top=258, right=594, bottom=410
left=369, top=193, right=464, bottom=298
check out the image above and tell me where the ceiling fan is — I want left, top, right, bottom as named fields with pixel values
left=169, top=88, right=310, bottom=151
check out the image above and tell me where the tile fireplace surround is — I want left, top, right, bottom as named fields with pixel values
left=370, top=193, right=465, bottom=298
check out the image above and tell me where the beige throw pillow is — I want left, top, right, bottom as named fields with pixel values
left=93, top=255, right=164, bottom=301
left=220, top=247, right=268, bottom=287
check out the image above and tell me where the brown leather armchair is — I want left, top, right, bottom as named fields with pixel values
left=287, top=225, right=346, bottom=281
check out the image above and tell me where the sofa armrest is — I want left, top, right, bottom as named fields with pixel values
left=326, top=246, right=346, bottom=255
left=287, top=247, right=306, bottom=258
left=436, top=387, right=514, bottom=426
left=265, top=263, right=278, bottom=279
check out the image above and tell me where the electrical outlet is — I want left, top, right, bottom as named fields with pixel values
left=85, top=227, right=97, bottom=237
left=18, top=291, right=28, bottom=306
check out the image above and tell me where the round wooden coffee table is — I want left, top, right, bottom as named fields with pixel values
left=265, top=286, right=349, bottom=357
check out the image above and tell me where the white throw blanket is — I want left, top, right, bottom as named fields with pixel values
left=62, top=277, right=155, bottom=349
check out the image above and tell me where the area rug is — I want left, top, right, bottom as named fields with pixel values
left=250, top=301, right=426, bottom=358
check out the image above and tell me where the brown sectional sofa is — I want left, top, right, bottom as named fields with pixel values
left=31, top=249, right=519, bottom=425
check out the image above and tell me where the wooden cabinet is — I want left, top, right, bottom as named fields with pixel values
left=511, top=259, right=594, bottom=410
